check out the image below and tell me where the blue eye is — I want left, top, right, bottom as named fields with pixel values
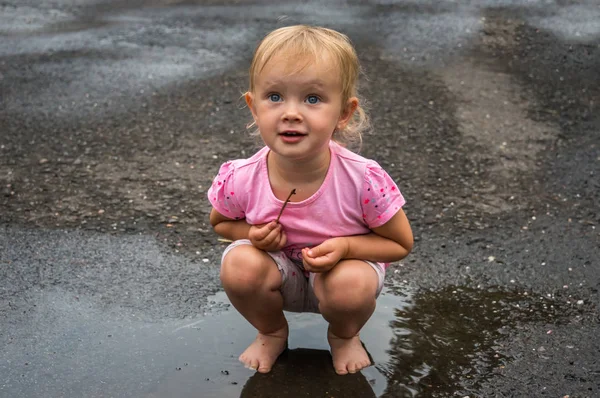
left=306, top=95, right=320, bottom=104
left=268, top=93, right=282, bottom=102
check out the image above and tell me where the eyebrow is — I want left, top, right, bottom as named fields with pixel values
left=262, top=79, right=327, bottom=89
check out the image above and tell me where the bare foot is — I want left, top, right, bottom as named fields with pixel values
left=327, top=328, right=372, bottom=375
left=239, top=324, right=288, bottom=373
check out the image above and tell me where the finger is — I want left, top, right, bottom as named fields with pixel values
left=306, top=242, right=335, bottom=260
left=302, top=250, right=313, bottom=269
left=302, top=248, right=322, bottom=270
left=266, top=232, right=282, bottom=252
left=275, top=231, right=287, bottom=250
left=303, top=245, right=316, bottom=259
left=261, top=224, right=282, bottom=246
left=301, top=247, right=312, bottom=262
left=252, top=222, right=276, bottom=241
left=304, top=252, right=334, bottom=268
left=307, top=240, right=335, bottom=259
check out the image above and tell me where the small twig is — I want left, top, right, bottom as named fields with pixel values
left=276, top=189, right=296, bottom=223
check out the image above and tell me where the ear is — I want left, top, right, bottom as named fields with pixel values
left=245, top=92, right=258, bottom=122
left=337, top=97, right=359, bottom=130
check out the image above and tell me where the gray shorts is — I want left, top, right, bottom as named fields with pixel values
left=222, top=239, right=386, bottom=313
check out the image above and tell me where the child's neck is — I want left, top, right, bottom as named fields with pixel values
left=267, top=148, right=331, bottom=201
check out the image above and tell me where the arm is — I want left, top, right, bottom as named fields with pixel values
left=210, top=208, right=287, bottom=251
left=302, top=209, right=413, bottom=271
left=209, top=208, right=251, bottom=241
left=346, top=208, right=413, bottom=262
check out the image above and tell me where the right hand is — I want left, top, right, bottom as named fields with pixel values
left=249, top=221, right=287, bottom=252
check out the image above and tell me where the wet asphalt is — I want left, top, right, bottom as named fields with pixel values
left=1, top=1, right=599, bottom=397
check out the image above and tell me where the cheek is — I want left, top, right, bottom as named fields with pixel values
left=329, top=109, right=344, bottom=125
left=255, top=106, right=274, bottom=120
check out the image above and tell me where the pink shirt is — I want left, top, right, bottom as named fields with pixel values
left=208, top=141, right=406, bottom=267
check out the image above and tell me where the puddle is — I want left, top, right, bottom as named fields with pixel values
left=0, top=284, right=573, bottom=398
left=379, top=285, right=571, bottom=397
left=148, top=288, right=410, bottom=398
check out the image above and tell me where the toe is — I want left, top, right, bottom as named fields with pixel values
left=335, top=365, right=349, bottom=375
left=248, top=358, right=259, bottom=371
left=257, top=363, right=272, bottom=373
left=358, top=359, right=370, bottom=370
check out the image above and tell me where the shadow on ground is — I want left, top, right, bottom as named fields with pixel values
left=240, top=348, right=376, bottom=398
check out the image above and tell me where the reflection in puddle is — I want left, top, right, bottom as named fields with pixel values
left=380, top=285, right=568, bottom=397
left=240, top=348, right=376, bottom=398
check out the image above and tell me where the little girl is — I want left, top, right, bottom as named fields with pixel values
left=208, top=25, right=413, bottom=375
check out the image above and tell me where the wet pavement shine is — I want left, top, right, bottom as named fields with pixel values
left=1, top=1, right=599, bottom=397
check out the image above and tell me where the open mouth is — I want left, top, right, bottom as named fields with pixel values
left=279, top=131, right=306, bottom=137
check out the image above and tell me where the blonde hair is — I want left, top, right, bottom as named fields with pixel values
left=247, top=25, right=370, bottom=148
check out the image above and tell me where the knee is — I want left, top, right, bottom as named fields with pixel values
left=319, top=262, right=377, bottom=311
left=220, top=245, right=274, bottom=294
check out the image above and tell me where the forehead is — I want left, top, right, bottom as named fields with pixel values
left=255, top=52, right=341, bottom=88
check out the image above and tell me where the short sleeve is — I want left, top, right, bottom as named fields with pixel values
left=207, top=161, right=245, bottom=220
left=361, top=162, right=406, bottom=228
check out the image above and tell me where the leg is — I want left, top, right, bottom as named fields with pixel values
left=313, top=260, right=379, bottom=375
left=220, top=244, right=288, bottom=373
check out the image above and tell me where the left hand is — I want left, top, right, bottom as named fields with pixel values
left=302, top=237, right=349, bottom=273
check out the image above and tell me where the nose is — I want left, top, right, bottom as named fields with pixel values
left=282, top=101, right=302, bottom=123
